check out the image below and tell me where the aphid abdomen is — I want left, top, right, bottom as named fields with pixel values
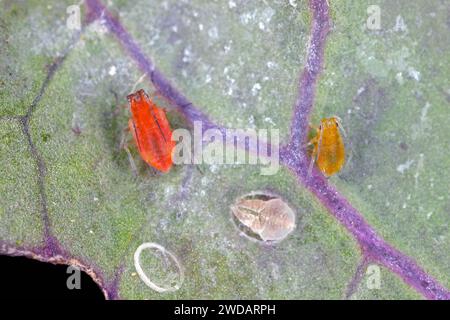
left=317, top=139, right=345, bottom=176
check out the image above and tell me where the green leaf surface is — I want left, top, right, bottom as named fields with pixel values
left=0, top=0, right=448, bottom=299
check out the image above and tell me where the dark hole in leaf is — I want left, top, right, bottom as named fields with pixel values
left=0, top=255, right=104, bottom=299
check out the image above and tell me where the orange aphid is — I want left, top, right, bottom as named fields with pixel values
left=127, top=89, right=174, bottom=173
left=308, top=116, right=346, bottom=177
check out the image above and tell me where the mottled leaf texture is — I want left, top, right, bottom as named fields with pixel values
left=0, top=0, right=449, bottom=299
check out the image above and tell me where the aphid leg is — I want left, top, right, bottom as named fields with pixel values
left=307, top=146, right=317, bottom=178
left=124, top=145, right=139, bottom=177
left=307, top=123, right=320, bottom=137
left=150, top=91, right=167, bottom=101
left=150, top=90, right=177, bottom=111
left=129, top=73, right=147, bottom=94
left=304, top=132, right=318, bottom=147
left=316, top=126, right=324, bottom=160
left=346, top=150, right=353, bottom=170
left=344, top=138, right=355, bottom=170
left=118, top=126, right=130, bottom=149
left=307, top=127, right=323, bottom=178
left=303, top=125, right=319, bottom=149
left=113, top=103, right=128, bottom=116
left=119, top=127, right=138, bottom=177
left=147, top=166, right=160, bottom=177
left=195, top=164, right=205, bottom=175
left=109, top=88, right=128, bottom=116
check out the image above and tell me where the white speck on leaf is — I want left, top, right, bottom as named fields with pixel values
left=259, top=22, right=265, bottom=31
left=108, top=66, right=116, bottom=76
left=251, top=83, right=262, bottom=96
left=208, top=27, right=218, bottom=39
left=408, top=67, right=420, bottom=81
left=414, top=153, right=424, bottom=189
left=420, top=102, right=431, bottom=123
left=261, top=7, right=275, bottom=23
left=356, top=87, right=365, bottom=96
left=90, top=20, right=108, bottom=36
left=240, top=12, right=254, bottom=25
left=182, top=47, right=192, bottom=63
left=396, top=159, right=414, bottom=173
left=412, top=103, right=431, bottom=139
left=267, top=61, right=277, bottom=69
left=396, top=72, right=404, bottom=85
left=264, top=117, right=275, bottom=125
left=165, top=186, right=175, bottom=198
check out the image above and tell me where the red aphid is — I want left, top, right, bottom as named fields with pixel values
left=127, top=89, right=174, bottom=173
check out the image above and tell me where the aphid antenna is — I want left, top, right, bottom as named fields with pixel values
left=303, top=123, right=319, bottom=148
left=119, top=127, right=138, bottom=177
left=316, top=125, right=324, bottom=163
left=342, top=138, right=355, bottom=173
left=129, top=73, right=147, bottom=94
left=334, top=116, right=347, bottom=137
left=195, top=164, right=205, bottom=175
left=307, top=155, right=315, bottom=179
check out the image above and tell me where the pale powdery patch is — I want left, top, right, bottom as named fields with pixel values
left=239, top=6, right=274, bottom=30
left=18, top=5, right=75, bottom=58
left=251, top=83, right=262, bottom=96
left=408, top=67, right=421, bottom=81
left=108, top=65, right=117, bottom=76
